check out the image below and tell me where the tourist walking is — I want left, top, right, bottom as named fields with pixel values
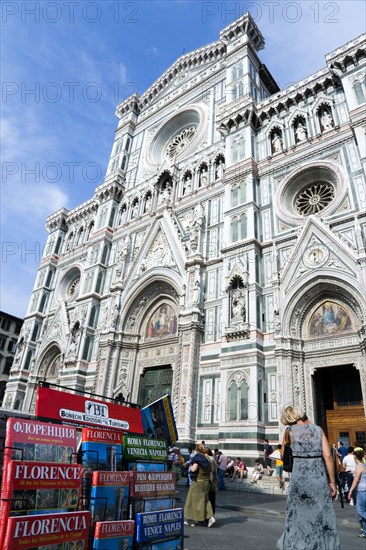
left=348, top=448, right=366, bottom=539
left=184, top=444, right=215, bottom=527
left=277, top=405, right=340, bottom=550
left=275, top=444, right=284, bottom=489
left=214, top=449, right=228, bottom=490
left=206, top=448, right=219, bottom=517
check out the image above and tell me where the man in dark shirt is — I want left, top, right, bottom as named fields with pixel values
left=263, top=439, right=274, bottom=476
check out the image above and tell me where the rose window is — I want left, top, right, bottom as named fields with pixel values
left=166, top=127, right=197, bottom=159
left=68, top=277, right=80, bottom=297
left=294, top=182, right=335, bottom=215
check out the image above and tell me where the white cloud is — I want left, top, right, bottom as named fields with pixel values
left=146, top=46, right=159, bottom=56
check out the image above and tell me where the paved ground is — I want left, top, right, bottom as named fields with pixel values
left=175, top=479, right=366, bottom=550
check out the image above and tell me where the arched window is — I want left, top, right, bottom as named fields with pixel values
left=101, top=243, right=110, bottom=265
left=31, top=322, right=40, bottom=342
left=37, top=269, right=46, bottom=288
left=95, top=271, right=105, bottom=294
left=257, top=379, right=263, bottom=422
left=86, top=221, right=94, bottom=241
left=98, top=207, right=108, bottom=228
left=231, top=217, right=239, bottom=242
left=229, top=381, right=238, bottom=421
left=231, top=186, right=238, bottom=207
left=39, top=292, right=48, bottom=313
left=76, top=227, right=84, bottom=246
left=108, top=207, right=116, bottom=228
left=54, top=236, right=62, bottom=255
left=119, top=204, right=127, bottom=225
left=353, top=79, right=366, bottom=104
left=45, top=268, right=54, bottom=288
left=232, top=141, right=238, bottom=163
left=82, top=336, right=93, bottom=361
left=24, top=350, right=33, bottom=370
left=240, top=180, right=246, bottom=203
left=240, top=381, right=249, bottom=420
left=121, top=155, right=127, bottom=171
left=256, top=295, right=262, bottom=330
left=240, top=215, right=247, bottom=240
left=89, top=305, right=99, bottom=328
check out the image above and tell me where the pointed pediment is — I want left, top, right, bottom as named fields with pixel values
left=281, top=217, right=358, bottom=295
left=37, top=307, right=68, bottom=356
left=129, top=213, right=187, bottom=281
left=225, top=261, right=248, bottom=290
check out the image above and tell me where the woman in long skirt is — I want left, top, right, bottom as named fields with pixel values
left=184, top=444, right=215, bottom=527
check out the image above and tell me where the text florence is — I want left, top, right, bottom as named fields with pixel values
left=14, top=516, right=87, bottom=537
left=15, top=465, right=80, bottom=480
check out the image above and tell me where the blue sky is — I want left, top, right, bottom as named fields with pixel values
left=1, top=0, right=365, bottom=317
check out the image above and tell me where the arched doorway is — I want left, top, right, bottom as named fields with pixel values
left=313, top=364, right=365, bottom=447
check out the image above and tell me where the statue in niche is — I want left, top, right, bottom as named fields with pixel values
left=215, top=158, right=225, bottom=180
left=320, top=110, right=334, bottom=131
left=110, top=297, right=120, bottom=327
left=115, top=237, right=129, bottom=281
left=295, top=121, right=307, bottom=143
left=189, top=204, right=204, bottom=253
left=126, top=315, right=136, bottom=330
left=144, top=195, right=152, bottom=213
left=183, top=174, right=192, bottom=195
left=131, top=201, right=139, bottom=218
left=160, top=184, right=171, bottom=204
left=231, top=289, right=246, bottom=322
left=272, top=133, right=283, bottom=153
left=199, top=166, right=208, bottom=187
left=192, top=280, right=200, bottom=304
left=101, top=303, right=109, bottom=327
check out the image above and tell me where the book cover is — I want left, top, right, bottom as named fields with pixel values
left=3, top=418, right=77, bottom=465
left=1, top=461, right=82, bottom=518
left=123, top=436, right=168, bottom=464
left=135, top=509, right=183, bottom=544
left=129, top=472, right=176, bottom=499
left=90, top=471, right=130, bottom=524
left=3, top=510, right=90, bottom=549
left=0, top=420, right=78, bottom=548
left=141, top=396, right=178, bottom=447
left=128, top=463, right=166, bottom=473
left=81, top=428, right=123, bottom=471
left=134, top=497, right=175, bottom=515
left=93, top=520, right=135, bottom=549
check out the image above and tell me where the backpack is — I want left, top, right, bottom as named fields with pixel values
left=208, top=457, right=219, bottom=493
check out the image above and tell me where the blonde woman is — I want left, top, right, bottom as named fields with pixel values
left=184, top=444, right=215, bottom=528
left=277, top=405, right=340, bottom=550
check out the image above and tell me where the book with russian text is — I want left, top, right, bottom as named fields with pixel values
left=135, top=508, right=184, bottom=545
left=93, top=520, right=135, bottom=549
left=129, top=471, right=176, bottom=499
left=3, top=510, right=90, bottom=549
left=81, top=428, right=123, bottom=471
left=0, top=419, right=78, bottom=547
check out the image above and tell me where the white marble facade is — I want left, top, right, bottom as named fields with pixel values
left=4, top=15, right=366, bottom=458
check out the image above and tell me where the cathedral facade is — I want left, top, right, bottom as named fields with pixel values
left=4, top=14, right=366, bottom=459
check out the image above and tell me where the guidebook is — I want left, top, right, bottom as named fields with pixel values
left=129, top=471, right=176, bottom=499
left=135, top=509, right=184, bottom=546
left=93, top=520, right=135, bottom=549
left=3, top=510, right=91, bottom=549
left=89, top=471, right=130, bottom=525
left=81, top=428, right=123, bottom=471
left=0, top=461, right=82, bottom=525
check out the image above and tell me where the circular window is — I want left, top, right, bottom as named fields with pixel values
left=294, top=182, right=335, bottom=215
left=67, top=276, right=80, bottom=297
left=56, top=267, right=81, bottom=303
left=147, top=105, right=207, bottom=166
left=275, top=161, right=346, bottom=226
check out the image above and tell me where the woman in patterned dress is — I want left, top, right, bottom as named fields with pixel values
left=277, top=405, right=340, bottom=550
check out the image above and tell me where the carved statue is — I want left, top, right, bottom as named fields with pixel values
left=295, top=122, right=307, bottom=143
left=199, top=167, right=208, bottom=187
left=183, top=175, right=192, bottom=195
left=215, top=159, right=225, bottom=180
left=272, top=134, right=283, bottom=153
left=131, top=201, right=139, bottom=218
left=160, top=185, right=171, bottom=204
left=231, top=289, right=246, bottom=322
left=321, top=110, right=334, bottom=131
left=144, top=195, right=152, bottom=213
left=193, top=280, right=200, bottom=304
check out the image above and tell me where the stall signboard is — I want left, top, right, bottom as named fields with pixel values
left=36, top=386, right=144, bottom=434
left=123, top=436, right=168, bottom=462
left=135, top=508, right=183, bottom=544
left=129, top=472, right=176, bottom=499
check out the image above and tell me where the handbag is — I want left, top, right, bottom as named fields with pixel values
left=282, top=428, right=293, bottom=473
